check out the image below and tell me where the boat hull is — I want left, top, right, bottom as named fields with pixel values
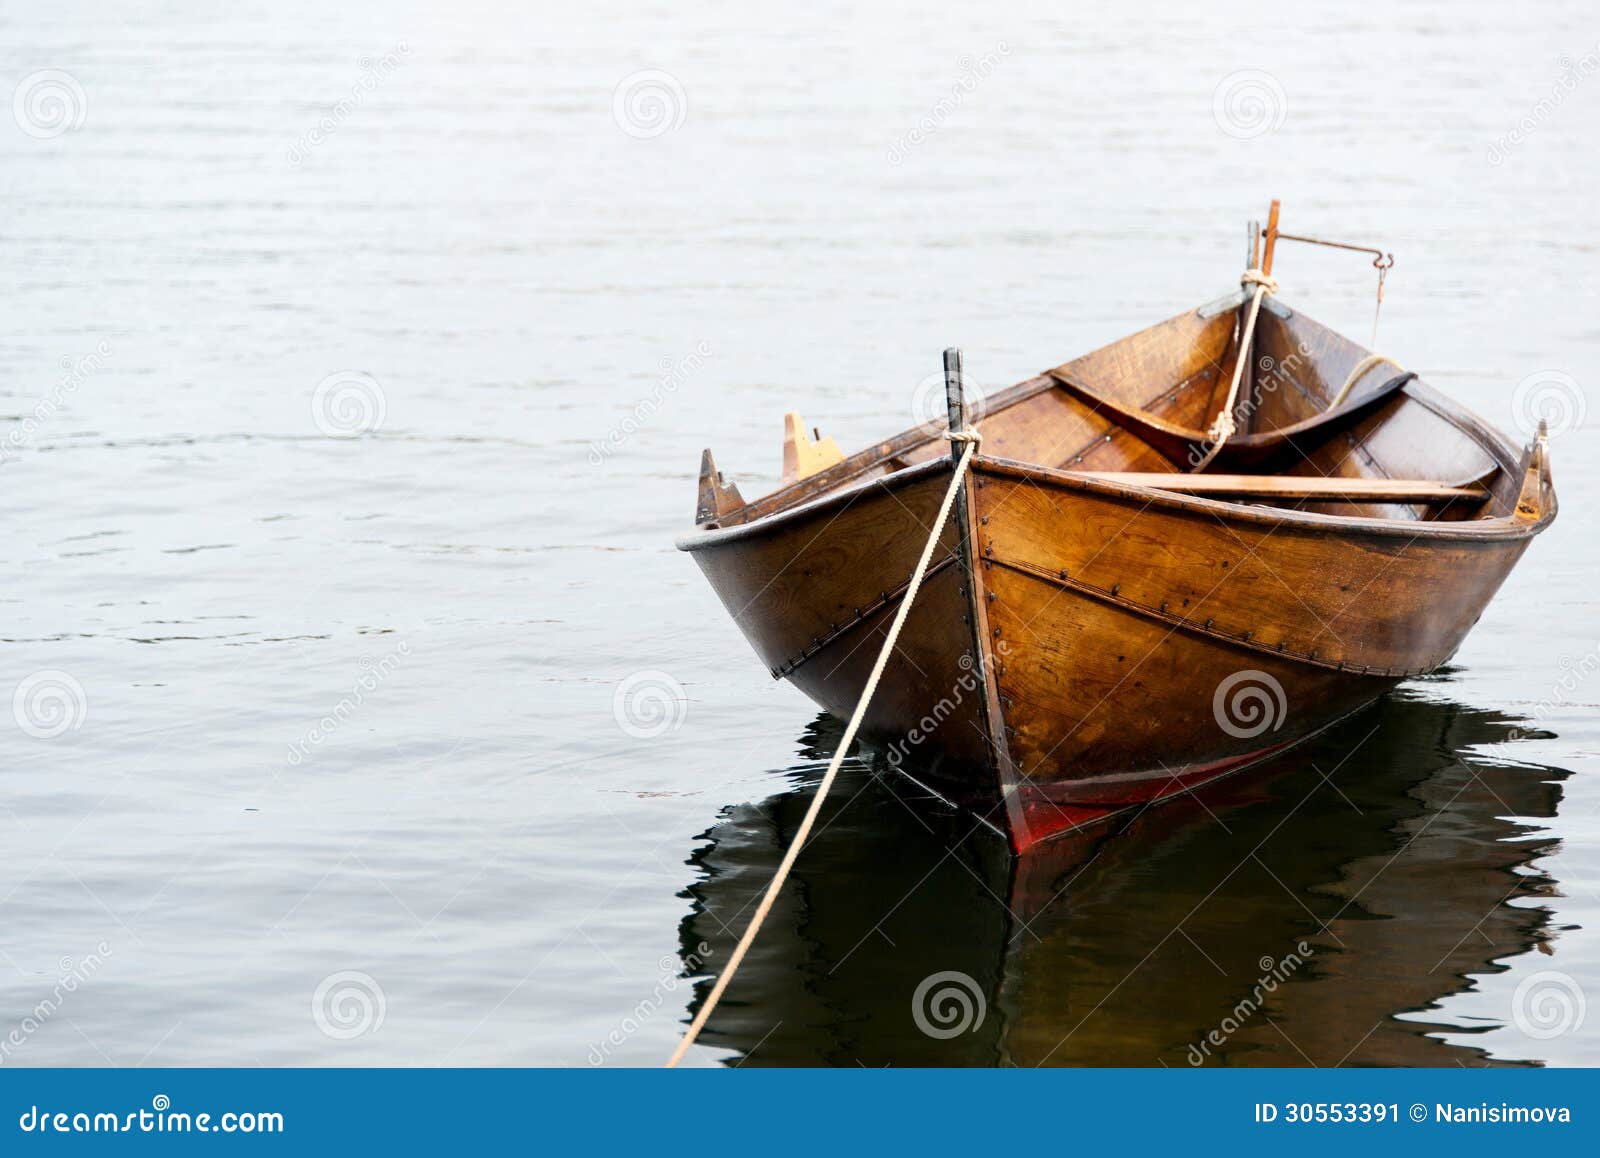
left=684, top=452, right=1541, bottom=849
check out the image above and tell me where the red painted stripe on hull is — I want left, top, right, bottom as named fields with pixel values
left=1009, top=732, right=1308, bottom=851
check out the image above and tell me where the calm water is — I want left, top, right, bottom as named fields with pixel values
left=1, top=1, right=1596, bottom=1066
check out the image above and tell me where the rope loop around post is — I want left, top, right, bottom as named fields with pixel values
left=1240, top=268, right=1279, bottom=294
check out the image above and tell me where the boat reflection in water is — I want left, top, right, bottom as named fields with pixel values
left=677, top=688, right=1568, bottom=1066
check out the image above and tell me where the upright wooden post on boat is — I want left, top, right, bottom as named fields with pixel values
left=944, top=346, right=980, bottom=629
left=939, top=347, right=1025, bottom=845
left=1261, top=198, right=1282, bottom=275
left=942, top=347, right=979, bottom=626
left=944, top=347, right=967, bottom=463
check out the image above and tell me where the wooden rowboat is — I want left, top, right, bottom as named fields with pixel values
left=677, top=209, right=1558, bottom=851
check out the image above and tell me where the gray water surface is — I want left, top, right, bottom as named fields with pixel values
left=2, top=0, right=1596, bottom=1066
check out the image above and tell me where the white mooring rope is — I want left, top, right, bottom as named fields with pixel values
left=665, top=430, right=982, bottom=1067
left=1327, top=352, right=1405, bottom=411
left=1194, top=268, right=1277, bottom=472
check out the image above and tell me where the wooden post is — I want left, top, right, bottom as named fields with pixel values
left=939, top=346, right=1020, bottom=844
left=1261, top=199, right=1282, bottom=276
left=1248, top=220, right=1261, bottom=271
left=944, top=347, right=966, bottom=461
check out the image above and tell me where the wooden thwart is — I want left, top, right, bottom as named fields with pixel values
left=1070, top=471, right=1489, bottom=504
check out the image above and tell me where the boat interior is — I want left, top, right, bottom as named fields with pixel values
left=695, top=288, right=1542, bottom=533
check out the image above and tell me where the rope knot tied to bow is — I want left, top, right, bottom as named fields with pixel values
left=1240, top=267, right=1279, bottom=294
left=1206, top=409, right=1237, bottom=444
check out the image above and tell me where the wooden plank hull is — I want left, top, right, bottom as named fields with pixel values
left=686, top=450, right=1545, bottom=849
left=686, top=464, right=1000, bottom=783
left=969, top=459, right=1538, bottom=845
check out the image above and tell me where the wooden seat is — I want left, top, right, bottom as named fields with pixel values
left=1070, top=471, right=1490, bottom=505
